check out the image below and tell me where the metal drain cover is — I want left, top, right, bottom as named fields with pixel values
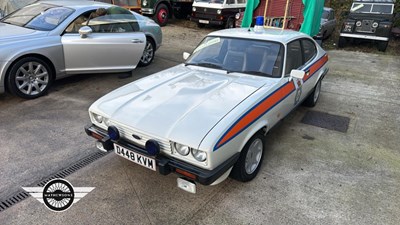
left=301, top=111, right=350, bottom=133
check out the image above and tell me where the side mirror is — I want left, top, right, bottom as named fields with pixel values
left=290, top=69, right=305, bottom=79
left=183, top=52, right=190, bottom=60
left=79, top=26, right=92, bottom=38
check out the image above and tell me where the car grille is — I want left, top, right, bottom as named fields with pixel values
left=110, top=121, right=172, bottom=153
left=355, top=20, right=375, bottom=33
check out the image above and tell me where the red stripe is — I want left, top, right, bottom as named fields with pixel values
left=304, top=54, right=328, bottom=81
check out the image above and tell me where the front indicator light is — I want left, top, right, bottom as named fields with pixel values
left=191, top=149, right=207, bottom=162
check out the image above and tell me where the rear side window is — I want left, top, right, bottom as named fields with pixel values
left=301, top=39, right=317, bottom=63
left=285, top=40, right=302, bottom=75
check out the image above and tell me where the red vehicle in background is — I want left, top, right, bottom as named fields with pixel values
left=235, top=0, right=304, bottom=30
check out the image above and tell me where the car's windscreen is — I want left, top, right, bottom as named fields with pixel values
left=186, top=37, right=284, bottom=78
left=350, top=3, right=393, bottom=14
left=1, top=3, right=74, bottom=31
left=322, top=10, right=329, bottom=19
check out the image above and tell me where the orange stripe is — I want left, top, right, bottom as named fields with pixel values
left=216, top=82, right=295, bottom=148
left=304, top=54, right=328, bottom=81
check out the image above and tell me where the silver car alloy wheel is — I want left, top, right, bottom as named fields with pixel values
left=245, top=138, right=263, bottom=174
left=313, top=80, right=321, bottom=103
left=15, top=61, right=49, bottom=96
left=140, top=41, right=154, bottom=64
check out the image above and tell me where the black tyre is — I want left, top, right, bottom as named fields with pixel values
left=7, top=57, right=53, bottom=99
left=225, top=17, right=235, bottom=29
left=377, top=41, right=388, bottom=52
left=154, top=4, right=169, bottom=27
left=303, top=79, right=321, bottom=107
left=138, top=37, right=155, bottom=67
left=338, top=37, right=346, bottom=48
left=230, top=133, right=265, bottom=182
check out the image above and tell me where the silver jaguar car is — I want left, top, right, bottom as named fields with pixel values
left=0, top=0, right=162, bottom=99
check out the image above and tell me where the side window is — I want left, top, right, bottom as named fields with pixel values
left=226, top=0, right=235, bottom=4
left=87, top=7, right=139, bottom=33
left=285, top=40, right=303, bottom=75
left=301, top=39, right=317, bottom=63
left=65, top=11, right=92, bottom=33
left=237, top=0, right=246, bottom=3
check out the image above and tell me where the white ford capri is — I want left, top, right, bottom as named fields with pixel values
left=85, top=28, right=329, bottom=193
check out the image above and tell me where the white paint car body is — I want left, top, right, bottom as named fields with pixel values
left=85, top=28, right=329, bottom=193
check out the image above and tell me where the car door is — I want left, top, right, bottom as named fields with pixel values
left=327, top=10, right=336, bottom=34
left=61, top=9, right=145, bottom=74
left=279, top=38, right=317, bottom=112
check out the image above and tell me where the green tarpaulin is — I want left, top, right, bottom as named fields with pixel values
left=241, top=0, right=260, bottom=28
left=300, top=0, right=325, bottom=37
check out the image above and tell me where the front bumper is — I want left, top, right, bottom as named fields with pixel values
left=339, top=33, right=389, bottom=41
left=141, top=8, right=155, bottom=15
left=190, top=17, right=224, bottom=26
left=85, top=124, right=239, bottom=185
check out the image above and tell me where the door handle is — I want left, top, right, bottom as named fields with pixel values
left=131, top=39, right=144, bottom=43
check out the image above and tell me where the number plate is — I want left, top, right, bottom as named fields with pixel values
left=199, top=20, right=209, bottom=24
left=114, top=143, right=156, bottom=171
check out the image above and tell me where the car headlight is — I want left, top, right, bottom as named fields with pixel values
left=143, top=0, right=147, bottom=6
left=217, top=9, right=221, bottom=15
left=235, top=13, right=240, bottom=20
left=356, top=21, right=362, bottom=27
left=192, top=7, right=196, bottom=12
left=372, top=22, right=378, bottom=28
left=93, top=113, right=103, bottom=123
left=191, top=149, right=207, bottom=162
left=174, top=143, right=190, bottom=156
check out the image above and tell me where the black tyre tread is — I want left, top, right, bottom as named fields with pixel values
left=303, top=80, right=321, bottom=107
left=154, top=4, right=169, bottom=27
left=138, top=37, right=155, bottom=67
left=230, top=133, right=265, bottom=182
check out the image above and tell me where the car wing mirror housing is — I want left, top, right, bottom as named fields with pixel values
left=290, top=69, right=305, bottom=79
left=79, top=26, right=93, bottom=38
left=183, top=52, right=190, bottom=60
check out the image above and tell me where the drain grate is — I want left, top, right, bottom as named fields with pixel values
left=0, top=151, right=109, bottom=213
left=301, top=110, right=350, bottom=133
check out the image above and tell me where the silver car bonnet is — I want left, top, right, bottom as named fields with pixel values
left=92, top=64, right=273, bottom=148
left=0, top=23, right=46, bottom=44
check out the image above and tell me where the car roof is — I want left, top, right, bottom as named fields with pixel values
left=39, top=0, right=111, bottom=9
left=207, top=28, right=311, bottom=44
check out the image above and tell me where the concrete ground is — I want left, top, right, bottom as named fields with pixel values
left=0, top=22, right=399, bottom=224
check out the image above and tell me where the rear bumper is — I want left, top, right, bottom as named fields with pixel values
left=85, top=124, right=239, bottom=185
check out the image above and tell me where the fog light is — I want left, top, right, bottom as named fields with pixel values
left=107, top=125, right=120, bottom=141
left=145, top=139, right=160, bottom=156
